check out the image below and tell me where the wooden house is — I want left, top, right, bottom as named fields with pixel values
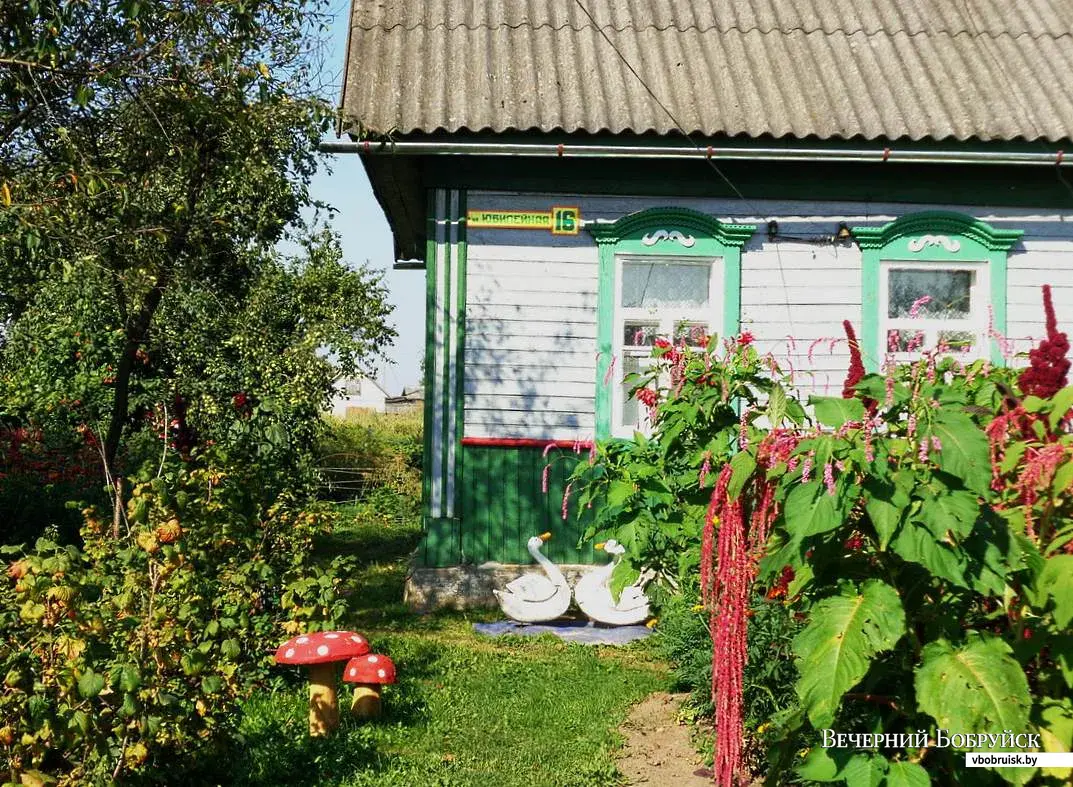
left=333, top=0, right=1073, bottom=603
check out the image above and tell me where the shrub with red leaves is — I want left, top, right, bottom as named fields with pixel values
left=1018, top=285, right=1070, bottom=399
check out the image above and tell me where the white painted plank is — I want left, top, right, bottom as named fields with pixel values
left=740, top=304, right=867, bottom=323
left=464, top=379, right=596, bottom=398
left=464, top=393, right=594, bottom=412
left=466, top=289, right=596, bottom=309
left=464, top=350, right=596, bottom=368
left=468, top=275, right=598, bottom=296
left=466, top=334, right=599, bottom=353
left=741, top=286, right=861, bottom=306
left=742, top=268, right=862, bottom=287
left=466, top=364, right=596, bottom=383
left=465, top=318, right=597, bottom=339
left=467, top=261, right=599, bottom=281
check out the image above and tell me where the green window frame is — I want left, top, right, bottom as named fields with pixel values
left=852, top=212, right=1023, bottom=372
left=588, top=207, right=755, bottom=440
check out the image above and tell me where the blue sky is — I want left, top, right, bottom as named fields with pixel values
left=307, top=2, right=424, bottom=395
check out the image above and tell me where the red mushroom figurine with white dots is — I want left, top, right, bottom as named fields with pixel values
left=275, top=631, right=369, bottom=736
left=343, top=653, right=396, bottom=719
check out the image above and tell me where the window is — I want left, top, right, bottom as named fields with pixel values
left=589, top=207, right=756, bottom=439
left=615, top=256, right=720, bottom=435
left=853, top=212, right=1023, bottom=370
left=880, top=263, right=987, bottom=361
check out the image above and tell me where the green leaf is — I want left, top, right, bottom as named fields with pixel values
left=1048, top=386, right=1073, bottom=431
left=929, top=411, right=992, bottom=496
left=841, top=754, right=887, bottom=787
left=914, top=634, right=1030, bottom=742
left=863, top=478, right=908, bottom=550
left=793, top=580, right=906, bottom=728
left=201, top=675, right=223, bottom=695
left=1039, top=554, right=1073, bottom=627
left=891, top=520, right=968, bottom=587
left=796, top=747, right=842, bottom=782
left=727, top=449, right=756, bottom=499
left=884, top=761, right=930, bottom=787
left=78, top=670, right=105, bottom=699
left=784, top=481, right=842, bottom=538
left=810, top=396, right=866, bottom=428
left=1037, top=698, right=1073, bottom=781
left=606, top=480, right=634, bottom=509
left=916, top=489, right=979, bottom=540
left=110, top=663, right=140, bottom=692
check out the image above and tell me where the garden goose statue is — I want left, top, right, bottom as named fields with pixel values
left=492, top=532, right=571, bottom=623
left=574, top=540, right=652, bottom=626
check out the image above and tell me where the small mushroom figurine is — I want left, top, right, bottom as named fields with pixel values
left=343, top=653, right=396, bottom=719
left=275, top=630, right=369, bottom=736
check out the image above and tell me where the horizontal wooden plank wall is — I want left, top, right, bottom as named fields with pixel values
left=460, top=444, right=596, bottom=566
left=450, top=192, right=1073, bottom=567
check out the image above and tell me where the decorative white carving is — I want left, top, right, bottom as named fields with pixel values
left=907, top=235, right=961, bottom=253
left=641, top=229, right=696, bottom=248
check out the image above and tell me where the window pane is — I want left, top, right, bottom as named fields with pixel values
left=938, top=330, right=976, bottom=354
left=621, top=355, right=643, bottom=428
left=887, top=329, right=926, bottom=353
left=674, top=321, right=709, bottom=346
left=623, top=321, right=659, bottom=347
left=622, top=260, right=710, bottom=308
left=887, top=269, right=972, bottom=319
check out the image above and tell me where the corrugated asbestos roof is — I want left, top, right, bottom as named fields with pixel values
left=342, top=0, right=1073, bottom=143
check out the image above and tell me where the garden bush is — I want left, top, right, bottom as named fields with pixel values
left=570, top=294, right=1073, bottom=787
left=0, top=443, right=356, bottom=786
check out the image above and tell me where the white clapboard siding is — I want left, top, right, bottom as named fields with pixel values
left=464, top=289, right=595, bottom=309
left=464, top=379, right=596, bottom=398
left=466, top=317, right=597, bottom=339
left=465, top=191, right=1073, bottom=437
left=466, top=334, right=599, bottom=354
left=465, top=236, right=598, bottom=439
left=465, top=393, right=595, bottom=412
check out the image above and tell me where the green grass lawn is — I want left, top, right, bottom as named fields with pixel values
left=223, top=500, right=669, bottom=787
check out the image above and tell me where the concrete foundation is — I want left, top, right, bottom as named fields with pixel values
left=404, top=563, right=596, bottom=612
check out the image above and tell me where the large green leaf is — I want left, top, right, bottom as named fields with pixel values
left=727, top=449, right=756, bottom=500
left=929, top=411, right=992, bottom=496
left=78, top=670, right=105, bottom=699
left=784, top=480, right=843, bottom=538
left=810, top=396, right=866, bottom=428
left=884, top=761, right=930, bottom=787
left=915, top=634, right=1031, bottom=741
left=916, top=489, right=979, bottom=540
left=1039, top=554, right=1073, bottom=627
left=1049, top=386, right=1073, bottom=431
left=891, top=520, right=968, bottom=587
left=794, top=580, right=906, bottom=728
left=863, top=475, right=911, bottom=550
left=841, top=754, right=887, bottom=787
left=1037, top=698, right=1073, bottom=781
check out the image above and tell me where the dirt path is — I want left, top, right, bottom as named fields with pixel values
left=617, top=692, right=713, bottom=786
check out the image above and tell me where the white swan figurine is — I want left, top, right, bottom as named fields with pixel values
left=574, top=540, right=652, bottom=626
left=492, top=532, right=571, bottom=623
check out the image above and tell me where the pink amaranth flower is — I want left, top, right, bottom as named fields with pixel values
left=918, top=437, right=930, bottom=463
left=907, top=414, right=917, bottom=438
left=699, top=451, right=712, bottom=488
left=588, top=442, right=597, bottom=465
left=864, top=427, right=875, bottom=463
left=603, top=354, right=617, bottom=386
left=801, top=452, right=814, bottom=483
left=542, top=463, right=550, bottom=494
left=884, top=356, right=896, bottom=405
left=543, top=442, right=555, bottom=458
left=807, top=338, right=825, bottom=366
left=908, top=295, right=932, bottom=319
left=561, top=482, right=573, bottom=521
left=931, top=435, right=942, bottom=452
left=738, top=406, right=751, bottom=449
left=823, top=462, right=836, bottom=495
